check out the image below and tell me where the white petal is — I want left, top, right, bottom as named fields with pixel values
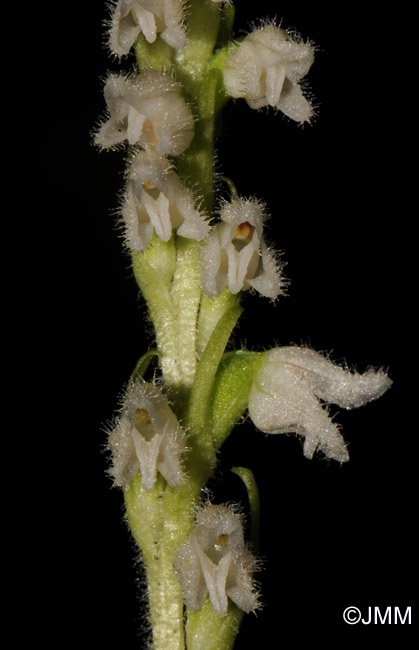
left=247, top=241, right=283, bottom=299
left=108, top=415, right=140, bottom=485
left=141, top=191, right=172, bottom=241
left=265, top=64, right=286, bottom=107
left=270, top=347, right=393, bottom=409
left=121, top=182, right=155, bottom=251
left=276, top=79, right=313, bottom=124
left=126, top=106, right=146, bottom=144
left=131, top=429, right=162, bottom=491
left=136, top=6, right=157, bottom=43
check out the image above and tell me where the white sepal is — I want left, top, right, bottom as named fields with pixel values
left=173, top=504, right=259, bottom=617
left=122, top=150, right=209, bottom=251
left=108, top=380, right=186, bottom=491
left=108, top=0, right=187, bottom=56
left=95, top=72, right=194, bottom=156
left=248, top=346, right=392, bottom=462
left=223, top=24, right=315, bottom=123
left=201, top=197, right=284, bottom=298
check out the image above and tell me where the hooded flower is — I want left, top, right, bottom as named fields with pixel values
left=108, top=380, right=186, bottom=491
left=201, top=197, right=283, bottom=298
left=173, top=504, right=259, bottom=617
left=248, top=346, right=392, bottom=462
left=95, top=71, right=194, bottom=155
left=223, top=24, right=315, bottom=123
left=108, top=0, right=187, bottom=55
left=122, top=150, right=209, bottom=251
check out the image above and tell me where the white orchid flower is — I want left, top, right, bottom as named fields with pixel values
left=174, top=504, right=259, bottom=617
left=95, top=71, right=194, bottom=156
left=108, top=380, right=186, bottom=491
left=122, top=150, right=209, bottom=251
left=108, top=0, right=187, bottom=55
left=201, top=197, right=283, bottom=298
left=223, top=24, right=315, bottom=123
left=248, top=346, right=392, bottom=462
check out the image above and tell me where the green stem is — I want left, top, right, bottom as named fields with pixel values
left=125, top=476, right=186, bottom=650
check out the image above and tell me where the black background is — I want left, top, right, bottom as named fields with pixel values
left=16, top=1, right=417, bottom=646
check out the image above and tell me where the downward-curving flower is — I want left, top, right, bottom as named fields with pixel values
left=108, top=0, right=187, bottom=56
left=201, top=197, right=284, bottom=298
left=223, top=24, right=315, bottom=123
left=173, top=504, right=259, bottom=617
left=95, top=71, right=194, bottom=155
left=122, top=150, right=210, bottom=251
left=248, top=346, right=392, bottom=462
left=108, top=380, right=186, bottom=491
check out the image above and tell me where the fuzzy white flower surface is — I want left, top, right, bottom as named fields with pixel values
left=201, top=197, right=283, bottom=298
left=108, top=380, right=186, bottom=491
left=248, top=346, right=392, bottom=462
left=223, top=24, right=315, bottom=123
left=109, top=0, right=187, bottom=55
left=122, top=150, right=209, bottom=251
left=173, top=504, right=259, bottom=617
left=95, top=72, right=194, bottom=155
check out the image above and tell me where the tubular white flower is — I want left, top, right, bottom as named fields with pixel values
left=201, top=197, right=283, bottom=298
left=248, top=346, right=392, bottom=462
left=95, top=72, right=194, bottom=155
left=173, top=504, right=259, bottom=617
left=122, top=150, right=209, bottom=251
left=108, top=380, right=186, bottom=491
left=109, top=0, right=187, bottom=55
left=223, top=24, right=315, bottom=123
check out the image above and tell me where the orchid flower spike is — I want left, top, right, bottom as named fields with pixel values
left=95, top=71, right=194, bottom=155
left=223, top=24, right=315, bottom=124
left=201, top=197, right=284, bottom=298
left=108, top=380, right=186, bottom=491
left=122, top=150, right=210, bottom=251
left=108, top=0, right=187, bottom=55
left=248, top=346, right=392, bottom=462
left=173, top=504, right=259, bottom=617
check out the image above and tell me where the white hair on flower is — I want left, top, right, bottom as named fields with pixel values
left=108, top=0, right=187, bottom=56
left=201, top=197, right=284, bottom=298
left=95, top=71, right=194, bottom=155
left=248, top=346, right=392, bottom=462
left=108, top=380, right=187, bottom=491
left=223, top=23, right=315, bottom=124
left=173, top=503, right=259, bottom=617
left=121, top=150, right=210, bottom=251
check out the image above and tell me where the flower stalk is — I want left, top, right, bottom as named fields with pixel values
left=96, top=2, right=392, bottom=649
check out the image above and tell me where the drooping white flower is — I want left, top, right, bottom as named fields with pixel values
left=108, top=380, right=186, bottom=491
left=201, top=197, right=283, bottom=298
left=95, top=71, right=194, bottom=155
left=108, top=0, right=187, bottom=56
left=173, top=504, right=259, bottom=617
left=122, top=150, right=209, bottom=251
left=248, top=346, right=392, bottom=462
left=223, top=24, right=315, bottom=123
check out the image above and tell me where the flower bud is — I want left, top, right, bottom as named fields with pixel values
left=109, top=380, right=186, bottom=491
left=108, top=0, right=187, bottom=56
left=174, top=504, right=259, bottom=617
left=122, top=150, right=209, bottom=251
left=248, top=346, right=392, bottom=462
left=95, top=71, right=194, bottom=155
left=201, top=197, right=284, bottom=298
left=223, top=24, right=315, bottom=123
